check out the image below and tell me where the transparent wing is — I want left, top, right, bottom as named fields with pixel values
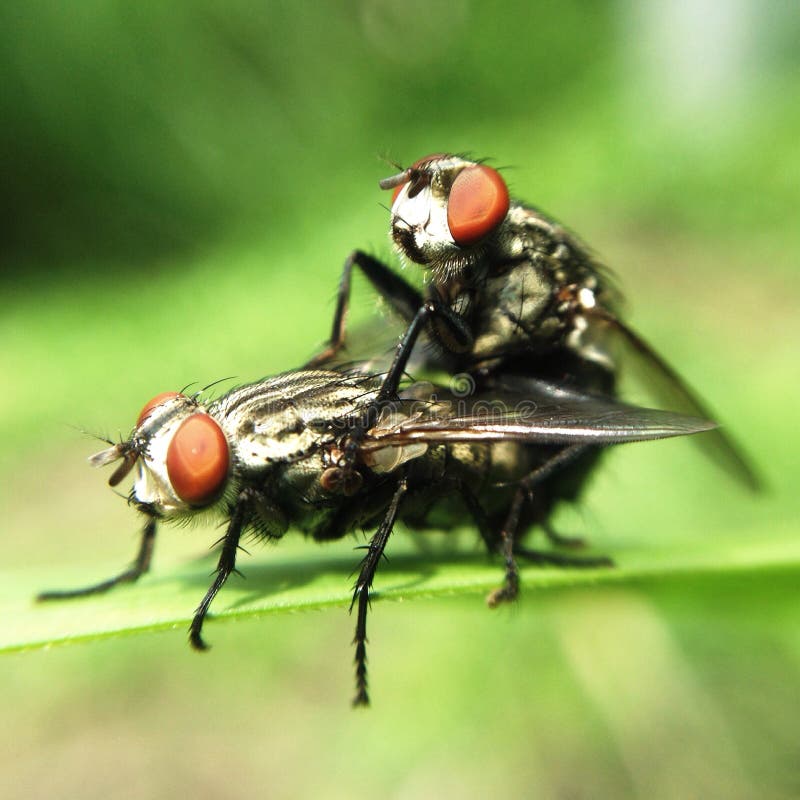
left=585, top=308, right=761, bottom=490
left=364, top=379, right=716, bottom=450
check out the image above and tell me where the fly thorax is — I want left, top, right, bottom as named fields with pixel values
left=470, top=259, right=554, bottom=360
left=207, top=373, right=370, bottom=473
left=229, top=408, right=322, bottom=472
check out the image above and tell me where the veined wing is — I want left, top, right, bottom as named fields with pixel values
left=585, top=308, right=761, bottom=489
left=363, top=381, right=716, bottom=450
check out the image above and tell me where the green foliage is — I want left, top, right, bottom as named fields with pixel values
left=5, top=530, right=800, bottom=654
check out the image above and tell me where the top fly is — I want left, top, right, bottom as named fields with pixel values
left=308, top=153, right=759, bottom=491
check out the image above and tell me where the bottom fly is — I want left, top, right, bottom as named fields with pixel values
left=39, top=367, right=714, bottom=706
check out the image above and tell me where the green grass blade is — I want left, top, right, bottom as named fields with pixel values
left=4, top=526, right=799, bottom=653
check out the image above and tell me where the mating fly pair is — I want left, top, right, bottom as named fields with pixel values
left=39, top=153, right=755, bottom=706
left=305, top=152, right=759, bottom=633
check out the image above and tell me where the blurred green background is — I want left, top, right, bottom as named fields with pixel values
left=1, top=2, right=799, bottom=798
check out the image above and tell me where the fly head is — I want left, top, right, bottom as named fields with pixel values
left=90, top=391, right=231, bottom=517
left=381, top=154, right=511, bottom=282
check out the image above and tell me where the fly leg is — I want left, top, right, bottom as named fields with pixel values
left=375, top=295, right=473, bottom=403
left=512, top=546, right=613, bottom=568
left=37, top=514, right=157, bottom=600
left=541, top=520, right=586, bottom=550
left=487, top=445, right=613, bottom=607
left=486, top=488, right=525, bottom=607
left=306, top=250, right=424, bottom=368
left=337, top=297, right=473, bottom=482
left=189, top=490, right=252, bottom=651
left=457, top=482, right=495, bottom=554
left=350, top=477, right=408, bottom=707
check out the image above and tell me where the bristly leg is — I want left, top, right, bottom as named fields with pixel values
left=350, top=477, right=408, bottom=707
left=304, top=250, right=424, bottom=369
left=486, top=488, right=524, bottom=608
left=487, top=444, right=609, bottom=606
left=373, top=287, right=474, bottom=405
left=304, top=247, right=473, bottom=374
left=37, top=515, right=157, bottom=600
left=306, top=250, right=473, bottom=494
left=189, top=489, right=252, bottom=651
left=336, top=295, right=472, bottom=489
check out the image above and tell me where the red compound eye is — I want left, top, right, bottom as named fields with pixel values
left=447, top=165, right=510, bottom=247
left=166, top=414, right=229, bottom=506
left=137, top=392, right=183, bottom=427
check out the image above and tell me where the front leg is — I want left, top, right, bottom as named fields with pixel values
left=189, top=488, right=253, bottom=650
left=38, top=514, right=157, bottom=600
left=375, top=294, right=474, bottom=402
left=335, top=298, right=474, bottom=483
left=306, top=250, right=424, bottom=368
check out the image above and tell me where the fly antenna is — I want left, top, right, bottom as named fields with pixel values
left=379, top=168, right=413, bottom=191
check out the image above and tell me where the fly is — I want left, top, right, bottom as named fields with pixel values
left=308, top=153, right=759, bottom=491
left=39, top=366, right=714, bottom=706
